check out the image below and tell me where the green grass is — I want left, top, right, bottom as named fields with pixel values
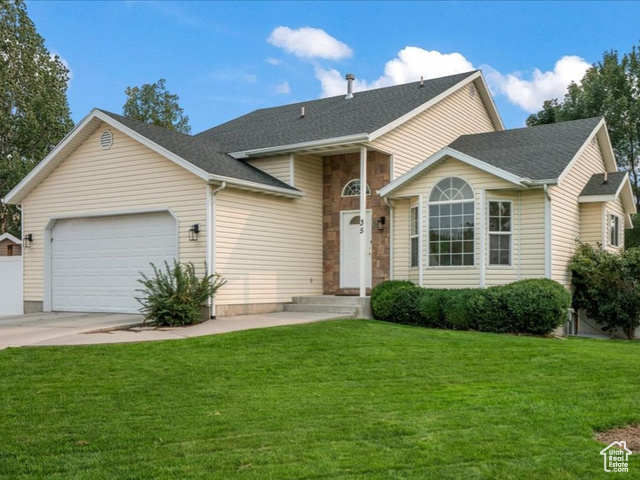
left=1, top=320, right=639, bottom=479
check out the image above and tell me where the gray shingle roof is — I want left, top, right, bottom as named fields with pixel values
left=579, top=172, right=627, bottom=197
left=448, top=117, right=603, bottom=181
left=99, top=110, right=297, bottom=191
left=195, top=71, right=479, bottom=152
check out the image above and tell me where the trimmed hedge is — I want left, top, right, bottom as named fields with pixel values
left=371, top=278, right=570, bottom=335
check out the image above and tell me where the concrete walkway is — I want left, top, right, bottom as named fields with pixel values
left=0, top=311, right=347, bottom=349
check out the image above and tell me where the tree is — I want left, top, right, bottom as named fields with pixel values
left=0, top=0, right=73, bottom=236
left=527, top=45, right=640, bottom=247
left=123, top=79, right=191, bottom=134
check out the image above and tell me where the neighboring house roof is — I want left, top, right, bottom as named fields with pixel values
left=197, top=70, right=503, bottom=156
left=0, top=233, right=21, bottom=245
left=447, top=117, right=604, bottom=181
left=97, top=110, right=297, bottom=191
left=579, top=171, right=628, bottom=197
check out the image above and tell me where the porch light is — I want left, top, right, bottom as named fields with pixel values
left=188, top=224, right=200, bottom=241
left=377, top=216, right=386, bottom=230
left=23, top=233, right=33, bottom=248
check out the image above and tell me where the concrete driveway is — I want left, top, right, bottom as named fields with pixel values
left=0, top=312, right=144, bottom=349
left=0, top=311, right=348, bottom=349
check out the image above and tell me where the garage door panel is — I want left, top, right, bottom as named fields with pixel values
left=51, top=212, right=177, bottom=313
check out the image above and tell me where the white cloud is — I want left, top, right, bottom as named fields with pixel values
left=266, top=57, right=282, bottom=66
left=485, top=56, right=591, bottom=112
left=272, top=81, right=291, bottom=95
left=267, top=26, right=352, bottom=60
left=312, top=45, right=590, bottom=115
left=315, top=46, right=474, bottom=97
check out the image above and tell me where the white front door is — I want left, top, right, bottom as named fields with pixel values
left=340, top=210, right=372, bottom=288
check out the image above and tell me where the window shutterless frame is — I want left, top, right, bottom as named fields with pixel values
left=610, top=213, right=620, bottom=247
left=488, top=200, right=512, bottom=266
left=410, top=205, right=419, bottom=268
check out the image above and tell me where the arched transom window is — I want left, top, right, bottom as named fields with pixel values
left=342, top=179, right=371, bottom=197
left=428, top=177, right=475, bottom=267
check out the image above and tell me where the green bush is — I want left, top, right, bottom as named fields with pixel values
left=389, top=286, right=427, bottom=325
left=472, top=279, right=570, bottom=335
left=442, top=289, right=482, bottom=331
left=370, top=280, right=415, bottom=321
left=571, top=242, right=640, bottom=338
left=417, top=289, right=446, bottom=328
left=136, top=260, right=226, bottom=326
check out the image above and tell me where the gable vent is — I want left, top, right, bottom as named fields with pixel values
left=100, top=130, right=113, bottom=150
left=469, top=84, right=476, bottom=99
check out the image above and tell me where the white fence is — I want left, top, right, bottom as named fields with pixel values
left=0, top=257, right=23, bottom=316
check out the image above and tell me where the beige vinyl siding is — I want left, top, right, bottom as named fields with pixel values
left=22, top=123, right=207, bottom=303
left=391, top=199, right=411, bottom=280
left=246, top=155, right=292, bottom=185
left=604, top=198, right=626, bottom=252
left=214, top=155, right=323, bottom=307
left=580, top=203, right=603, bottom=246
left=0, top=239, right=21, bottom=256
left=549, top=140, right=606, bottom=287
left=518, top=190, right=546, bottom=279
left=371, top=80, right=496, bottom=179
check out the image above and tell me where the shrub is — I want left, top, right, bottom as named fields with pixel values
left=472, top=279, right=570, bottom=335
left=571, top=243, right=640, bottom=338
left=371, top=280, right=415, bottom=321
left=417, top=289, right=446, bottom=328
left=442, top=289, right=482, bottom=331
left=136, top=260, right=226, bottom=326
left=389, top=286, right=427, bottom=325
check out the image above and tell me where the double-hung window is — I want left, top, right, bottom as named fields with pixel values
left=488, top=201, right=512, bottom=266
left=610, top=214, right=620, bottom=247
left=410, top=205, right=419, bottom=268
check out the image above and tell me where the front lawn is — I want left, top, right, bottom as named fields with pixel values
left=1, top=320, right=639, bottom=479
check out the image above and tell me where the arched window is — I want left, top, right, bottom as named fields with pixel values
left=342, top=179, right=371, bottom=197
left=428, top=177, right=475, bottom=267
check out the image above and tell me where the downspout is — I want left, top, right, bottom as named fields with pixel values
left=544, top=184, right=552, bottom=279
left=208, top=182, right=226, bottom=319
left=479, top=189, right=486, bottom=287
left=517, top=191, right=522, bottom=281
left=418, top=194, right=424, bottom=287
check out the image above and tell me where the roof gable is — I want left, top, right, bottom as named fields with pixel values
left=4, top=110, right=300, bottom=205
left=448, top=117, right=604, bottom=182
left=0, top=233, right=21, bottom=245
left=196, top=71, right=503, bottom=156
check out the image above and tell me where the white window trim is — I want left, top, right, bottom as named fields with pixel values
left=410, top=204, right=419, bottom=269
left=427, top=177, right=476, bottom=269
left=610, top=213, right=621, bottom=248
left=487, top=200, right=513, bottom=268
left=342, top=179, right=371, bottom=197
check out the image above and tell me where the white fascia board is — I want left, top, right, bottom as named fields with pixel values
left=0, top=233, right=22, bottom=244
left=557, top=119, right=616, bottom=186
left=578, top=195, right=616, bottom=203
left=4, top=109, right=101, bottom=204
left=208, top=175, right=305, bottom=198
left=93, top=111, right=211, bottom=181
left=475, top=71, right=505, bottom=131
left=229, top=133, right=370, bottom=159
left=379, top=147, right=524, bottom=198
left=369, top=72, right=492, bottom=142
left=4, top=109, right=213, bottom=205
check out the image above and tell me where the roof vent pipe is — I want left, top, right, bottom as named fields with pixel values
left=420, top=76, right=424, bottom=87
left=345, top=73, right=355, bottom=99
left=300, top=106, right=305, bottom=118
left=604, top=171, right=608, bottom=184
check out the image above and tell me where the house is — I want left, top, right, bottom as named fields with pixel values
left=2, top=70, right=636, bottom=320
left=0, top=233, right=23, bottom=316
left=0, top=233, right=22, bottom=257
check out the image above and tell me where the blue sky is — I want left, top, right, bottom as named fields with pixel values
left=25, top=1, right=640, bottom=133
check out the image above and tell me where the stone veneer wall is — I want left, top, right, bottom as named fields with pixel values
left=323, top=150, right=390, bottom=294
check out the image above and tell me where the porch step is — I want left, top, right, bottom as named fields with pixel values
left=285, top=296, right=372, bottom=318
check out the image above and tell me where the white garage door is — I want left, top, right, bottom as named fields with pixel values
left=51, top=212, right=177, bottom=313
